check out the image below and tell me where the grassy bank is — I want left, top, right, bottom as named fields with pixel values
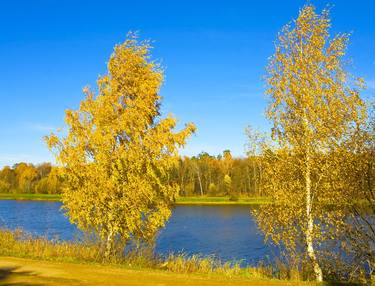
left=0, top=193, right=61, bottom=201
left=176, top=196, right=271, bottom=205
left=0, top=257, right=315, bottom=286
left=0, top=193, right=271, bottom=205
left=0, top=229, right=314, bottom=285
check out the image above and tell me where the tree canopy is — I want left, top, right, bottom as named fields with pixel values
left=254, top=4, right=367, bottom=282
left=45, top=34, right=195, bottom=257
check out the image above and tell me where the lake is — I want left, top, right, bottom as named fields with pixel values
left=0, top=200, right=274, bottom=265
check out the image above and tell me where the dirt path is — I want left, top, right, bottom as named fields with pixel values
left=0, top=257, right=306, bottom=286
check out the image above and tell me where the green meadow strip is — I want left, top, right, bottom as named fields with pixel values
left=0, top=193, right=271, bottom=205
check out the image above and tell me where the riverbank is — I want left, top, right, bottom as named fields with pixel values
left=176, top=196, right=270, bottom=205
left=0, top=193, right=271, bottom=205
left=0, top=193, right=61, bottom=201
left=0, top=256, right=315, bottom=286
left=0, top=229, right=306, bottom=284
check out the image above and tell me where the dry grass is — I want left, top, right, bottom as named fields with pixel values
left=0, top=229, right=345, bottom=285
left=0, top=256, right=314, bottom=286
left=0, top=229, right=275, bottom=280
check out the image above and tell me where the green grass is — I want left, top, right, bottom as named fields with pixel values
left=176, top=196, right=271, bottom=205
left=0, top=193, right=61, bottom=201
left=0, top=193, right=271, bottom=205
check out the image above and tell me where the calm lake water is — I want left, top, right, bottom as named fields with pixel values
left=0, top=200, right=274, bottom=265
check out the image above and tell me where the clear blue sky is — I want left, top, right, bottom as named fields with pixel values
left=0, top=0, right=374, bottom=167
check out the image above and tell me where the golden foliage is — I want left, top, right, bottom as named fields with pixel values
left=45, top=33, right=195, bottom=255
left=254, top=4, right=367, bottom=282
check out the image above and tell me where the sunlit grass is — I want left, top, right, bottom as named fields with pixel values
left=0, top=229, right=280, bottom=280
left=0, top=193, right=271, bottom=205
left=175, top=196, right=271, bottom=205
left=0, top=193, right=61, bottom=201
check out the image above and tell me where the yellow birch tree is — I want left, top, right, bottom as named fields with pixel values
left=255, top=4, right=366, bottom=281
left=45, top=33, right=195, bottom=258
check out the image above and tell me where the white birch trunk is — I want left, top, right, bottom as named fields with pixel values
left=196, top=168, right=203, bottom=196
left=305, top=149, right=323, bottom=282
left=252, top=162, right=257, bottom=196
left=105, top=229, right=114, bottom=259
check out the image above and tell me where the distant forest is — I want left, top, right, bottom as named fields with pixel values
left=0, top=162, right=61, bottom=194
left=0, top=150, right=263, bottom=198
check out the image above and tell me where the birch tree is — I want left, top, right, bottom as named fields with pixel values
left=245, top=125, right=267, bottom=196
left=254, top=5, right=366, bottom=281
left=46, top=33, right=195, bottom=258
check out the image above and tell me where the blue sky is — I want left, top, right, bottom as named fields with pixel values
left=0, top=0, right=374, bottom=167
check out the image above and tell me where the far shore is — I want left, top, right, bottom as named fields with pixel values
left=0, top=193, right=271, bottom=205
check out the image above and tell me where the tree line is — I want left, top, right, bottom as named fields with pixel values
left=0, top=149, right=262, bottom=198
left=0, top=162, right=62, bottom=194
left=1, top=141, right=372, bottom=201
left=171, top=150, right=263, bottom=198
